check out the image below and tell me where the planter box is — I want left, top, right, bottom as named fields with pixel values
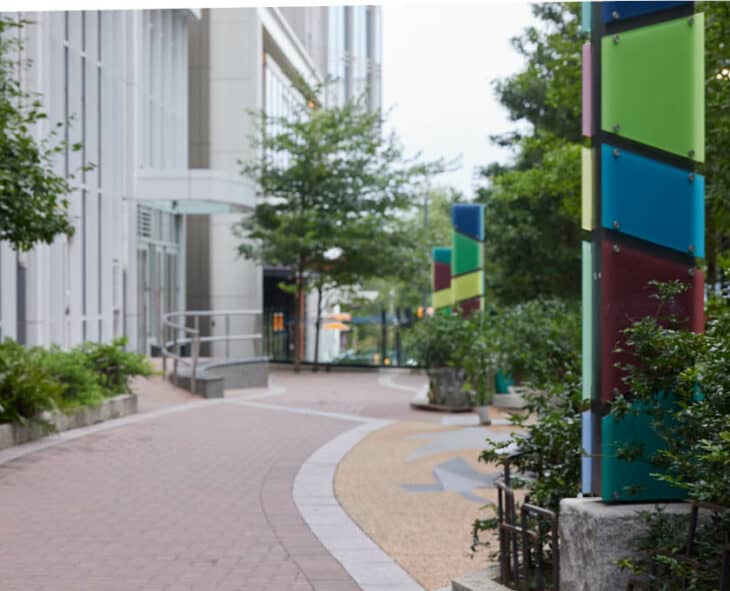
left=0, top=393, right=138, bottom=452
left=426, top=367, right=472, bottom=410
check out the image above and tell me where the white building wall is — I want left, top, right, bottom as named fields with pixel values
left=0, top=10, right=133, bottom=349
left=0, top=9, right=190, bottom=352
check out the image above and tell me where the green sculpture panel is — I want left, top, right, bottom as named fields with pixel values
left=601, top=14, right=704, bottom=161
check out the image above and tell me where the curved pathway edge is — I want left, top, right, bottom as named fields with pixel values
left=293, top=417, right=426, bottom=591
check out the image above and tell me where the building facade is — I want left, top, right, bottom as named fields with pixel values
left=0, top=9, right=195, bottom=354
left=0, top=6, right=381, bottom=361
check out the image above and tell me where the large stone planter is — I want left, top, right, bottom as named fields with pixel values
left=426, top=367, right=471, bottom=410
left=0, top=393, right=138, bottom=451
left=559, top=497, right=695, bottom=591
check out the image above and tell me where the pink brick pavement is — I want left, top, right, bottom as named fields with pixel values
left=233, top=369, right=438, bottom=423
left=0, top=401, right=361, bottom=590
left=0, top=369, right=434, bottom=590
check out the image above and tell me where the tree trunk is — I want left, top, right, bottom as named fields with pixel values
left=294, top=265, right=304, bottom=373
left=313, top=284, right=323, bottom=372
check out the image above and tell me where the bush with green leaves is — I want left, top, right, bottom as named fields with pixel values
left=0, top=340, right=63, bottom=425
left=471, top=297, right=583, bottom=556
left=78, top=337, right=154, bottom=395
left=406, top=311, right=470, bottom=369
left=610, top=282, right=730, bottom=506
left=0, top=338, right=153, bottom=426
left=485, top=297, right=581, bottom=389
left=618, top=506, right=730, bottom=591
left=611, top=284, right=730, bottom=590
left=35, top=345, right=107, bottom=411
left=459, top=314, right=498, bottom=406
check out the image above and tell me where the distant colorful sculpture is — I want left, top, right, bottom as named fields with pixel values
left=451, top=203, right=485, bottom=316
left=431, top=204, right=486, bottom=317
left=431, top=247, right=453, bottom=313
left=581, top=1, right=704, bottom=502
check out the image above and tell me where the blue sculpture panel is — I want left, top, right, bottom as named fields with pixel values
left=601, top=145, right=704, bottom=257
left=451, top=204, right=485, bottom=241
left=581, top=410, right=594, bottom=494
left=601, top=1, right=691, bottom=24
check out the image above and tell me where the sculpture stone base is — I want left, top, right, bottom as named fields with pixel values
left=559, top=497, right=692, bottom=591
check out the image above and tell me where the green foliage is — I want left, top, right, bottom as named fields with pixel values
left=614, top=285, right=730, bottom=589
left=0, top=17, right=81, bottom=251
left=36, top=346, right=106, bottom=410
left=475, top=3, right=583, bottom=304
left=493, top=3, right=583, bottom=144
left=238, top=94, right=447, bottom=368
left=480, top=138, right=582, bottom=304
left=364, top=187, right=464, bottom=310
left=618, top=506, right=730, bottom=591
left=610, top=283, right=730, bottom=506
left=0, top=341, right=63, bottom=425
left=701, top=1, right=730, bottom=285
left=0, top=338, right=153, bottom=425
left=78, top=337, right=154, bottom=395
left=470, top=298, right=584, bottom=555
left=459, top=315, right=497, bottom=406
left=484, top=297, right=581, bottom=389
left=405, top=312, right=468, bottom=369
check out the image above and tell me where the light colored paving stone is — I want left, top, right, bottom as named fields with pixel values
left=295, top=419, right=426, bottom=591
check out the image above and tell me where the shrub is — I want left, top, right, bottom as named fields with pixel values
left=0, top=337, right=153, bottom=426
left=35, top=346, right=106, bottom=411
left=78, top=337, right=154, bottom=395
left=618, top=506, right=730, bottom=591
left=471, top=297, right=583, bottom=556
left=406, top=312, right=469, bottom=368
left=460, top=314, right=498, bottom=406
left=611, top=283, right=730, bottom=589
left=485, top=297, right=581, bottom=389
left=0, top=340, right=63, bottom=424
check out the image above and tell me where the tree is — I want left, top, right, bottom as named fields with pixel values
left=362, top=186, right=464, bottom=312
left=481, top=2, right=730, bottom=300
left=475, top=3, right=583, bottom=304
left=0, top=17, right=80, bottom=251
left=238, top=95, right=445, bottom=371
left=701, top=1, right=730, bottom=287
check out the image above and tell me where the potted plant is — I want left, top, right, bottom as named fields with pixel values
left=408, top=312, right=471, bottom=409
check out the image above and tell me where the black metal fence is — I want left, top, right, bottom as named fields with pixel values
left=495, top=462, right=560, bottom=591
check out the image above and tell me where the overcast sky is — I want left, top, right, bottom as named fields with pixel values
left=382, top=3, right=535, bottom=199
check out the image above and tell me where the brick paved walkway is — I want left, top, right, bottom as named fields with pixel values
left=0, top=368, right=507, bottom=591
left=0, top=393, right=367, bottom=590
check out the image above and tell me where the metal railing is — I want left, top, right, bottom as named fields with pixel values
left=496, top=458, right=559, bottom=591
left=161, top=309, right=263, bottom=393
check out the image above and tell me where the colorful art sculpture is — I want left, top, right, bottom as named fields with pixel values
left=451, top=204, right=485, bottom=316
left=432, top=247, right=453, bottom=313
left=581, top=1, right=704, bottom=501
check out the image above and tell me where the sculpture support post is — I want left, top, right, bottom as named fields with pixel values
left=581, top=0, right=705, bottom=502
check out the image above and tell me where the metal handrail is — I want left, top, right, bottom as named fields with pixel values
left=161, top=309, right=263, bottom=394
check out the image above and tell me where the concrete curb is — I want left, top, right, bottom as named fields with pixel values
left=293, top=416, right=426, bottom=591
left=0, top=393, right=138, bottom=452
left=451, top=566, right=512, bottom=591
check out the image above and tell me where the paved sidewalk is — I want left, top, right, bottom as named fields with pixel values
left=0, top=397, right=360, bottom=590
left=0, top=369, right=518, bottom=591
